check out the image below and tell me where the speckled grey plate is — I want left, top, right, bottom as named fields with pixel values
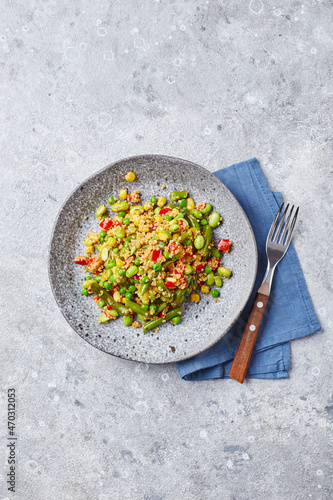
left=49, top=155, right=257, bottom=364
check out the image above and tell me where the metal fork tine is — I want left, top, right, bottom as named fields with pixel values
left=273, top=203, right=289, bottom=243
left=284, top=206, right=299, bottom=248
left=267, top=203, right=284, bottom=243
left=279, top=205, right=294, bottom=244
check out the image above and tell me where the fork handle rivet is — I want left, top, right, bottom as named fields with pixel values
left=257, top=301, right=263, bottom=308
left=249, top=325, right=256, bottom=331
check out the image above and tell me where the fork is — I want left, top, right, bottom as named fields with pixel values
left=228, top=203, right=299, bottom=383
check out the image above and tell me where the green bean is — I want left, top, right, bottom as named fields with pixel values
left=157, top=303, right=167, bottom=313
left=137, top=313, right=147, bottom=322
left=180, top=207, right=189, bottom=215
left=168, top=202, right=178, bottom=209
left=191, top=209, right=202, bottom=219
left=162, top=256, right=178, bottom=269
left=140, top=271, right=158, bottom=295
left=169, top=191, right=187, bottom=201
left=179, top=233, right=188, bottom=243
left=214, top=275, right=223, bottom=287
left=90, top=282, right=129, bottom=315
left=156, top=279, right=167, bottom=290
left=211, top=247, right=221, bottom=258
left=125, top=234, right=136, bottom=243
left=201, top=225, right=212, bottom=257
left=108, top=310, right=119, bottom=317
left=123, top=315, right=133, bottom=326
left=126, top=265, right=138, bottom=278
left=194, top=235, right=205, bottom=250
left=217, top=266, right=231, bottom=278
left=200, top=203, right=212, bottom=214
left=130, top=246, right=137, bottom=256
left=206, top=273, right=215, bottom=286
left=187, top=215, right=200, bottom=229
left=110, top=201, right=129, bottom=212
left=208, top=212, right=221, bottom=228
left=143, top=306, right=182, bottom=333
left=172, top=289, right=186, bottom=306
left=125, top=299, right=148, bottom=316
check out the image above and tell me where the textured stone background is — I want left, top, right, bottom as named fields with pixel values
left=1, top=1, right=332, bottom=499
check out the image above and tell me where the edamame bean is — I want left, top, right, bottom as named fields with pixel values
left=169, top=190, right=188, bottom=201
left=200, top=203, right=212, bottom=214
left=217, top=266, right=231, bottom=278
left=126, top=265, right=138, bottom=278
left=191, top=209, right=202, bottom=219
left=114, top=227, right=125, bottom=239
left=169, top=224, right=180, bottom=233
left=214, top=275, right=222, bottom=287
left=208, top=212, right=221, bottom=227
left=206, top=273, right=215, bottom=286
left=123, top=315, right=133, bottom=326
left=211, top=247, right=221, bottom=258
left=194, top=235, right=205, bottom=249
left=96, top=204, right=106, bottom=217
left=100, top=230, right=107, bottom=238
left=111, top=201, right=129, bottom=212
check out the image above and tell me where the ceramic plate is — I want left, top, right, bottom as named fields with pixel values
left=49, top=155, right=257, bottom=364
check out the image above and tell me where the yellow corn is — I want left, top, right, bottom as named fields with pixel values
left=85, top=245, right=94, bottom=254
left=170, top=209, right=180, bottom=217
left=190, top=293, right=200, bottom=303
left=119, top=189, right=127, bottom=200
left=107, top=237, right=116, bottom=248
left=116, top=258, right=124, bottom=268
left=113, top=291, right=121, bottom=302
left=157, top=196, right=166, bottom=207
left=101, top=273, right=109, bottom=281
left=143, top=201, right=153, bottom=211
left=125, top=171, right=136, bottom=182
left=86, top=232, right=100, bottom=243
left=84, top=238, right=93, bottom=246
left=166, top=277, right=176, bottom=284
left=132, top=215, right=141, bottom=226
left=196, top=255, right=202, bottom=261
left=154, top=214, right=163, bottom=222
left=172, top=233, right=180, bottom=241
left=186, top=198, right=195, bottom=210
left=201, top=285, right=210, bottom=293
left=157, top=232, right=169, bottom=242
left=113, top=216, right=122, bottom=224
left=121, top=297, right=127, bottom=304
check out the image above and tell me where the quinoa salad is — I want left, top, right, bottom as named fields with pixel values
left=74, top=171, right=232, bottom=333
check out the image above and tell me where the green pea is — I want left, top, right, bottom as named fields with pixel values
left=113, top=248, right=119, bottom=254
left=211, top=289, right=219, bottom=298
left=150, top=196, right=157, bottom=204
left=126, top=265, right=138, bottom=278
left=204, top=265, right=212, bottom=274
left=211, top=247, right=221, bottom=258
left=141, top=304, right=149, bottom=311
left=214, top=275, right=222, bottom=287
left=164, top=215, right=173, bottom=221
left=171, top=315, right=181, bottom=325
left=98, top=300, right=106, bottom=308
left=200, top=203, right=212, bottom=214
left=105, top=259, right=116, bottom=269
left=109, top=277, right=115, bottom=284
left=108, top=196, right=116, bottom=204
left=178, top=199, right=187, bottom=207
left=120, top=287, right=126, bottom=294
left=82, top=288, right=88, bottom=296
left=122, top=217, right=130, bottom=225
left=194, top=235, right=205, bottom=250
left=100, top=214, right=108, bottom=220
left=208, top=212, right=221, bottom=228
left=150, top=303, right=158, bottom=312
left=114, top=227, right=125, bottom=239
left=128, top=285, right=136, bottom=292
left=200, top=219, right=208, bottom=226
left=169, top=224, right=180, bottom=233
left=163, top=250, right=171, bottom=259
left=95, top=276, right=101, bottom=283
left=206, top=273, right=215, bottom=286
left=104, top=282, right=112, bottom=290
left=100, top=230, right=107, bottom=238
left=134, top=258, right=140, bottom=266
left=168, top=202, right=178, bottom=209
left=118, top=269, right=126, bottom=276
left=191, top=209, right=202, bottom=219
left=217, top=266, right=231, bottom=278
left=118, top=211, right=125, bottom=217
left=123, top=315, right=133, bottom=326
left=153, top=263, right=162, bottom=271
left=125, top=292, right=133, bottom=299
left=137, top=313, right=146, bottom=322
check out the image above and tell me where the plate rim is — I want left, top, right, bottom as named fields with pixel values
left=48, top=154, right=258, bottom=364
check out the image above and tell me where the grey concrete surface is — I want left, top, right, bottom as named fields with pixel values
left=0, top=1, right=332, bottom=499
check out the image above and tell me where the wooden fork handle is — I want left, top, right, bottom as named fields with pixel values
left=228, top=292, right=269, bottom=383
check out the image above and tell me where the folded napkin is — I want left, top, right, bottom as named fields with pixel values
left=177, top=158, right=321, bottom=380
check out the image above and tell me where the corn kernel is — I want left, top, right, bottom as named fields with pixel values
left=157, top=232, right=170, bottom=242
left=172, top=233, right=180, bottom=241
left=86, top=232, right=100, bottom=243
left=143, top=202, right=153, bottom=211
left=201, top=285, right=210, bottom=293
left=132, top=215, right=140, bottom=226
left=125, top=171, right=136, bottom=182
left=84, top=238, right=93, bottom=246
left=113, top=291, right=121, bottom=302
left=86, top=245, right=94, bottom=254
left=107, top=237, right=116, bottom=248
left=186, top=198, right=195, bottom=210
left=119, top=189, right=127, bottom=200
left=121, top=297, right=127, bottom=304
left=190, top=293, right=200, bottom=303
left=196, top=255, right=202, bottom=261
left=154, top=214, right=163, bottom=222
left=157, top=196, right=166, bottom=207
left=113, top=216, right=122, bottom=224
left=167, top=277, right=176, bottom=284
left=116, top=258, right=124, bottom=268
left=170, top=209, right=180, bottom=217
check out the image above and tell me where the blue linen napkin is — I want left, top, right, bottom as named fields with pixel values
left=177, top=158, right=321, bottom=380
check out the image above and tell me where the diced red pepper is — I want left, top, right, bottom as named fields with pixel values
left=217, top=239, right=232, bottom=252
left=159, top=308, right=167, bottom=318
left=106, top=305, right=112, bottom=310
left=165, top=281, right=176, bottom=288
left=74, top=256, right=88, bottom=265
left=196, top=263, right=205, bottom=273
left=151, top=248, right=162, bottom=262
left=99, top=218, right=113, bottom=230
left=159, top=207, right=171, bottom=215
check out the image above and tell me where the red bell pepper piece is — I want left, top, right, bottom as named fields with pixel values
left=217, top=239, right=232, bottom=252
left=106, top=305, right=113, bottom=310
left=74, top=256, right=88, bottom=265
left=165, top=281, right=176, bottom=288
left=159, top=207, right=171, bottom=215
left=196, top=263, right=205, bottom=273
left=99, top=218, right=113, bottom=230
left=151, top=248, right=162, bottom=262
